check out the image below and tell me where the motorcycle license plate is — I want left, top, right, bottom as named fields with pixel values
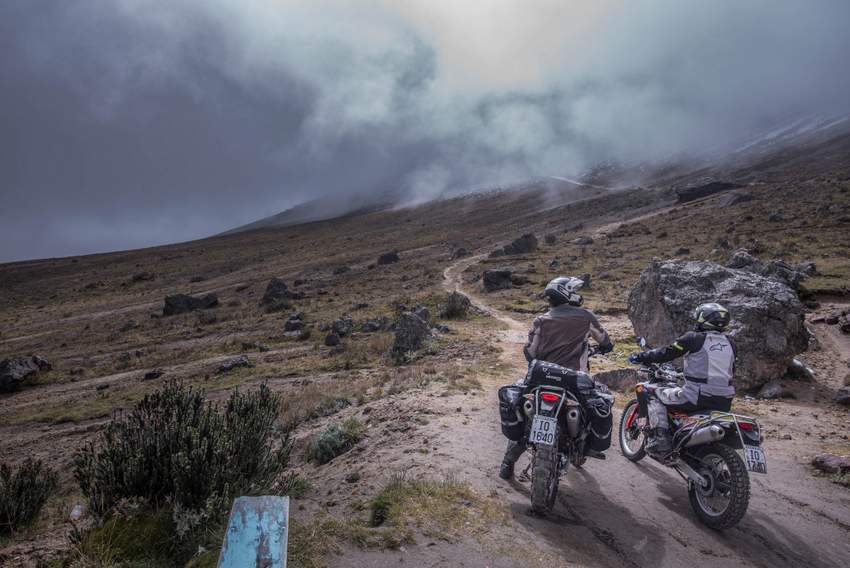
left=744, top=445, right=767, bottom=474
left=529, top=416, right=557, bottom=446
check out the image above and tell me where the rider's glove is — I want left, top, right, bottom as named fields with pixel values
left=628, top=353, right=642, bottom=364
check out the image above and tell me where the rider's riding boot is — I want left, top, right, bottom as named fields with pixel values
left=646, top=427, right=673, bottom=456
left=499, top=460, right=515, bottom=480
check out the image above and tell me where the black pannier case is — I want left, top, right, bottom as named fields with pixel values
left=585, top=395, right=613, bottom=452
left=498, top=385, right=525, bottom=441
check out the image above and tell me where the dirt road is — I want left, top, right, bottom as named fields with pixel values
left=436, top=255, right=850, bottom=568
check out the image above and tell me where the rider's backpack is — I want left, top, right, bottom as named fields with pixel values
left=498, top=385, right=525, bottom=441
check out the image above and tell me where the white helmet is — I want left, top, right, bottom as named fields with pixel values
left=544, top=276, right=584, bottom=306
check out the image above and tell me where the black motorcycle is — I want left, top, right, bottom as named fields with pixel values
left=618, top=343, right=766, bottom=530
left=499, top=349, right=613, bottom=514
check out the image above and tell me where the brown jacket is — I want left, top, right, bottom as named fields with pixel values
left=523, top=305, right=612, bottom=372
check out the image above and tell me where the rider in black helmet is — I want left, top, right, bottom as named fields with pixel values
left=629, top=303, right=736, bottom=457
left=499, top=276, right=614, bottom=479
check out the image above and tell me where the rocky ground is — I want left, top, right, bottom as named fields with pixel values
left=1, top=145, right=850, bottom=566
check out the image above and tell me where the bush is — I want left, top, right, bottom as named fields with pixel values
left=73, top=382, right=292, bottom=525
left=307, top=418, right=364, bottom=465
left=0, top=458, right=57, bottom=535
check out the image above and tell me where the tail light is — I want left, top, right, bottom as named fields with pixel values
left=739, top=421, right=755, bottom=430
left=541, top=392, right=560, bottom=402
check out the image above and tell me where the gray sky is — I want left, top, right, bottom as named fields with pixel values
left=2, top=1, right=850, bottom=262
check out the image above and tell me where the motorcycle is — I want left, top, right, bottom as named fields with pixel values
left=618, top=339, right=766, bottom=530
left=501, top=348, right=613, bottom=514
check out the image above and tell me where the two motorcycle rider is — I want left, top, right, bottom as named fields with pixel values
left=500, top=276, right=736, bottom=476
left=499, top=276, right=614, bottom=479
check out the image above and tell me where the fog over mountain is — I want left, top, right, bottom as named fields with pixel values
left=2, top=1, right=850, bottom=261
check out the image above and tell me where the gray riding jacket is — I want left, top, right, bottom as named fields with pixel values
left=637, top=331, right=735, bottom=404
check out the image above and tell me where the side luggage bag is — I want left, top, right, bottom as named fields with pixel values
left=498, top=385, right=525, bottom=441
left=585, top=388, right=614, bottom=452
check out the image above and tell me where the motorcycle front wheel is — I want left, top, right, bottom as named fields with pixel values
left=619, top=399, right=647, bottom=462
left=687, top=443, right=750, bottom=530
left=530, top=436, right=561, bottom=515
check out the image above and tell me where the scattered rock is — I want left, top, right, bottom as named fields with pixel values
left=189, top=275, right=207, bottom=283
left=391, top=312, right=429, bottom=363
left=785, top=358, right=814, bottom=382
left=483, top=268, right=513, bottom=292
left=675, top=181, right=742, bottom=203
left=218, top=355, right=252, bottom=373
left=502, top=234, right=538, bottom=255
left=241, top=341, right=270, bottom=352
left=580, top=272, right=592, bottom=288
left=812, top=453, right=850, bottom=474
left=757, top=380, right=795, bottom=400
left=360, top=317, right=391, bottom=332
left=142, top=369, right=164, bottom=381
left=119, top=319, right=139, bottom=332
left=548, top=259, right=560, bottom=271
left=628, top=259, right=808, bottom=390
left=451, top=247, right=470, bottom=260
left=131, top=271, right=155, bottom=283
left=795, top=261, right=818, bottom=277
left=298, top=329, right=312, bottom=341
left=377, top=251, right=400, bottom=265
left=836, top=386, right=850, bottom=406
left=572, top=236, right=594, bottom=246
left=333, top=266, right=350, bottom=275
left=593, top=369, right=640, bottom=392
left=439, top=291, right=471, bottom=319
left=96, top=383, right=110, bottom=391
left=284, top=318, right=304, bottom=332
left=332, top=315, right=354, bottom=337
left=544, top=234, right=557, bottom=245
left=675, top=247, right=690, bottom=256
left=0, top=355, right=51, bottom=392
left=434, top=324, right=451, bottom=334
left=261, top=278, right=296, bottom=312
left=324, top=333, right=341, bottom=347
left=413, top=306, right=430, bottom=322
left=163, top=293, right=219, bottom=316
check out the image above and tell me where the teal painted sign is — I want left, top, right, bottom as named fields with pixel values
left=218, top=496, right=290, bottom=568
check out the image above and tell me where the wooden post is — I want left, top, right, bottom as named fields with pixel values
left=218, top=496, right=290, bottom=568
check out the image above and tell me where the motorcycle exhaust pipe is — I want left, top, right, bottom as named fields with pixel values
left=683, top=424, right=725, bottom=448
left=565, top=408, right=581, bottom=438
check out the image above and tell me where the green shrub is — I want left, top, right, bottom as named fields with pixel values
left=307, top=418, right=364, bottom=465
left=73, top=381, right=292, bottom=526
left=0, top=458, right=57, bottom=535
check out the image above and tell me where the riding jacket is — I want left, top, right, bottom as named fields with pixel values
left=635, top=331, right=736, bottom=404
left=523, top=304, right=613, bottom=372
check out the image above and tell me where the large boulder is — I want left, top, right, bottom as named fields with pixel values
left=502, top=234, right=538, bottom=255
left=628, top=259, right=808, bottom=390
left=439, top=291, right=472, bottom=319
left=483, top=268, right=513, bottom=292
left=261, top=278, right=297, bottom=311
left=390, top=312, right=429, bottom=363
left=0, top=356, right=51, bottom=392
left=163, top=293, right=219, bottom=316
left=377, top=251, right=400, bottom=265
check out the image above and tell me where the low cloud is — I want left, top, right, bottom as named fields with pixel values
left=2, top=1, right=849, bottom=261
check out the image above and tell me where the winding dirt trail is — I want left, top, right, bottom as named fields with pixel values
left=434, top=255, right=850, bottom=568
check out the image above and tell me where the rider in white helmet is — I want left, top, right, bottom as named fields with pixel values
left=499, top=276, right=614, bottom=479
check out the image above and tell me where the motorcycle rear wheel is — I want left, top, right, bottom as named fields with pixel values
left=531, top=437, right=561, bottom=515
left=687, top=443, right=750, bottom=530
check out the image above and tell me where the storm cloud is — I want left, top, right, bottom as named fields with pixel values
left=2, top=1, right=850, bottom=261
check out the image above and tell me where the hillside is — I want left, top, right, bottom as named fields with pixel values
left=1, top=136, right=850, bottom=566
